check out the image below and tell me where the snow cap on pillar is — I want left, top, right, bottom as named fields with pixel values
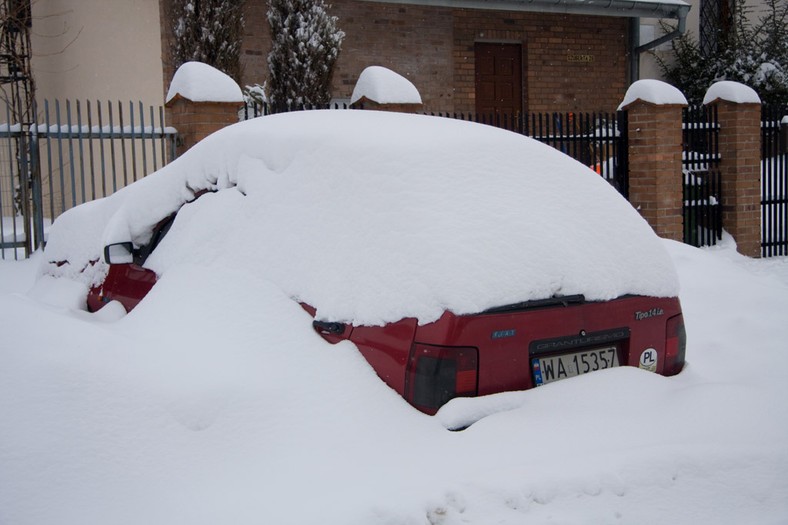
left=166, top=61, right=243, bottom=105
left=703, top=81, right=761, bottom=105
left=350, top=66, right=422, bottom=112
left=618, top=79, right=688, bottom=110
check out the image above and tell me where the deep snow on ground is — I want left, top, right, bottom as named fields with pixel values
left=2, top=112, right=787, bottom=524
left=1, top=235, right=787, bottom=525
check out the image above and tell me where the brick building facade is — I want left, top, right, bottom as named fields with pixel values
left=160, top=0, right=686, bottom=114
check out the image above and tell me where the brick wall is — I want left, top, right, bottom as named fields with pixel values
left=235, top=1, right=455, bottom=112
left=330, top=1, right=454, bottom=111
left=163, top=0, right=631, bottom=114
left=453, top=10, right=629, bottom=113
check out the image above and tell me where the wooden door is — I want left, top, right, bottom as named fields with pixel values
left=475, top=43, right=523, bottom=116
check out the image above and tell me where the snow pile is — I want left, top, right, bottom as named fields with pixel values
left=2, top=236, right=788, bottom=524
left=41, top=110, right=677, bottom=326
left=0, top=251, right=40, bottom=293
left=702, top=80, right=762, bottom=105
left=618, top=79, right=688, bottom=110
left=351, top=66, right=422, bottom=105
left=165, top=61, right=243, bottom=104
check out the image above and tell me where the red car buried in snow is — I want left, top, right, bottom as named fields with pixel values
left=62, top=110, right=685, bottom=415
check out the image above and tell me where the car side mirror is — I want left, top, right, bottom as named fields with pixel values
left=104, top=242, right=134, bottom=264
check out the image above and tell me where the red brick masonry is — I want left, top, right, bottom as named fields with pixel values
left=165, top=96, right=240, bottom=157
left=712, top=100, right=762, bottom=258
left=625, top=101, right=686, bottom=243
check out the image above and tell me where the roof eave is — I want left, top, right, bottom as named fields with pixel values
left=357, top=0, right=690, bottom=20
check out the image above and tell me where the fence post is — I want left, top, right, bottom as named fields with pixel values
left=165, top=98, right=241, bottom=157
left=349, top=97, right=423, bottom=113
left=703, top=82, right=762, bottom=258
left=620, top=81, right=687, bottom=242
left=164, top=63, right=243, bottom=156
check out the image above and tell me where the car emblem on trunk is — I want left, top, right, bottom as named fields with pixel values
left=491, top=329, right=516, bottom=339
left=635, top=308, right=664, bottom=321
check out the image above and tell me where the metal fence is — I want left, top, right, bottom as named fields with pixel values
left=0, top=99, right=177, bottom=259
left=241, top=101, right=348, bottom=120
left=761, top=104, right=787, bottom=257
left=428, top=111, right=630, bottom=198
left=682, top=105, right=722, bottom=248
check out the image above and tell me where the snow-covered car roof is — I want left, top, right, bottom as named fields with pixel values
left=42, top=110, right=679, bottom=326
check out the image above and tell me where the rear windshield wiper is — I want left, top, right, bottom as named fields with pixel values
left=483, top=294, right=586, bottom=314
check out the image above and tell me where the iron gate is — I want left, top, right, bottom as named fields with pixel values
left=682, top=105, right=722, bottom=248
left=0, top=100, right=178, bottom=259
left=761, top=104, right=787, bottom=257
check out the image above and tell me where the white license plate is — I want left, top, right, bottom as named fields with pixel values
left=532, top=346, right=619, bottom=386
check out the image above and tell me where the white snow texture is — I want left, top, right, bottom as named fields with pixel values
left=703, top=80, right=762, bottom=105
left=618, top=79, right=689, bottom=110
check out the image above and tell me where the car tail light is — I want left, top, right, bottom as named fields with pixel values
left=406, top=344, right=478, bottom=414
left=663, top=314, right=686, bottom=376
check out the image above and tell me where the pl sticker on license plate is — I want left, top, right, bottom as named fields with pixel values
left=533, top=346, right=619, bottom=386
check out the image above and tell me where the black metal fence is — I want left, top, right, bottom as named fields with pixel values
left=428, top=111, right=629, bottom=198
left=761, top=104, right=787, bottom=257
left=0, top=99, right=177, bottom=259
left=682, top=105, right=722, bottom=248
left=241, top=101, right=348, bottom=120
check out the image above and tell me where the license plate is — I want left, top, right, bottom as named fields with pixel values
left=532, top=346, right=619, bottom=386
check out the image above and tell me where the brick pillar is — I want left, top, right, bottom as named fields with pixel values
left=349, top=97, right=423, bottom=113
left=165, top=97, right=240, bottom=157
left=624, top=101, right=686, bottom=241
left=707, top=100, right=762, bottom=257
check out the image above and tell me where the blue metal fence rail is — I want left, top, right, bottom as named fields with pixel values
left=0, top=99, right=178, bottom=259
